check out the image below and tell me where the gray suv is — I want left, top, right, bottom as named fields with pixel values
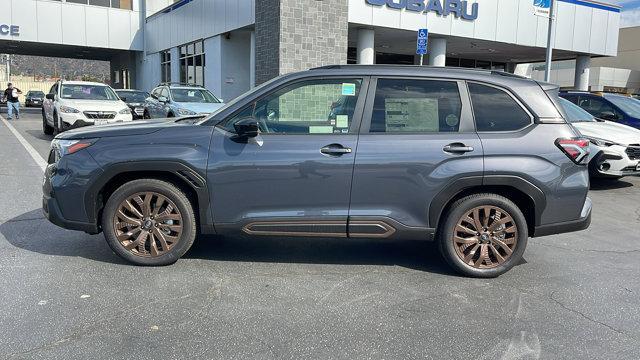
left=43, top=66, right=592, bottom=277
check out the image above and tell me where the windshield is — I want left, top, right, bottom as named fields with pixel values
left=116, top=91, right=149, bottom=103
left=28, top=91, right=45, bottom=97
left=170, top=88, right=220, bottom=103
left=559, top=98, right=596, bottom=123
left=604, top=94, right=640, bottom=118
left=61, top=84, right=119, bottom=101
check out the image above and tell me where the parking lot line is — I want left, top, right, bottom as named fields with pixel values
left=0, top=114, right=47, bottom=172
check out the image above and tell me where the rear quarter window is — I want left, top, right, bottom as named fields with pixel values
left=468, top=83, right=532, bottom=132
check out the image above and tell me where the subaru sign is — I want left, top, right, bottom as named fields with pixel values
left=416, top=29, right=428, bottom=55
left=0, top=24, right=19, bottom=37
left=365, top=0, right=479, bottom=21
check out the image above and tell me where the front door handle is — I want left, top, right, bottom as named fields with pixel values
left=321, top=144, right=353, bottom=156
left=443, top=143, right=475, bottom=154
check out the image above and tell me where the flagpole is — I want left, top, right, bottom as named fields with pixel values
left=544, top=0, right=556, bottom=82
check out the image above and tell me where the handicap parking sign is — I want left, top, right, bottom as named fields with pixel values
left=416, top=29, right=428, bottom=55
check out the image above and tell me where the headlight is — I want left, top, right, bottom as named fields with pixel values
left=52, top=138, right=98, bottom=157
left=587, top=137, right=622, bottom=147
left=119, top=108, right=131, bottom=114
left=177, top=108, right=196, bottom=116
left=59, top=106, right=79, bottom=114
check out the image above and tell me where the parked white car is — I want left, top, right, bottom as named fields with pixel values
left=560, top=97, right=640, bottom=179
left=42, top=80, right=133, bottom=135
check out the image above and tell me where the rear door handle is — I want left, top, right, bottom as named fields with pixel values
left=321, top=144, right=353, bottom=156
left=443, top=143, right=475, bottom=154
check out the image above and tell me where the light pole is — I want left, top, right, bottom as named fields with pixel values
left=544, top=0, right=556, bottom=83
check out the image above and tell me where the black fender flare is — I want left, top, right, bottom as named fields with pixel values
left=428, top=175, right=546, bottom=228
left=85, top=161, right=211, bottom=232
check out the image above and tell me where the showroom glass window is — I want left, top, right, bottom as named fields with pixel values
left=179, top=41, right=205, bottom=86
left=468, top=83, right=532, bottom=132
left=370, top=79, right=462, bottom=133
left=161, top=50, right=171, bottom=83
left=223, top=79, right=363, bottom=135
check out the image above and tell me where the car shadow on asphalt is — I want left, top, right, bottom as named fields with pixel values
left=2, top=209, right=462, bottom=275
left=0, top=209, right=128, bottom=266
left=25, top=129, right=54, bottom=142
left=589, top=178, right=635, bottom=191
left=186, top=234, right=456, bottom=275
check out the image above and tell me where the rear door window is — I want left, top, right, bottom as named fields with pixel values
left=468, top=83, right=532, bottom=132
left=370, top=79, right=462, bottom=133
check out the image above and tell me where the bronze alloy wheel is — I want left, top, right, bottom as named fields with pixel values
left=113, top=192, right=183, bottom=258
left=453, top=205, right=518, bottom=269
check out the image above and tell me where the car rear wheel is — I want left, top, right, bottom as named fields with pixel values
left=102, top=179, right=197, bottom=266
left=438, top=193, right=528, bottom=278
left=43, top=111, right=54, bottom=135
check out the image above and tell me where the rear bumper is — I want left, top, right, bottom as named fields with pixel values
left=533, top=197, right=592, bottom=237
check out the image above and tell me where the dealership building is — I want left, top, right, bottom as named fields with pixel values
left=0, top=0, right=622, bottom=101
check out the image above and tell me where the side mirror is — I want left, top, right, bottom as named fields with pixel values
left=233, top=117, right=259, bottom=138
left=120, top=97, right=127, bottom=102
left=598, top=111, right=617, bottom=121
left=46, top=94, right=55, bottom=100
left=158, top=96, right=168, bottom=103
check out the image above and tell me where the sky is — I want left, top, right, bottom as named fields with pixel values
left=608, top=0, right=640, bottom=27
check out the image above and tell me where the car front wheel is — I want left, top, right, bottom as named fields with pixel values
left=102, top=179, right=197, bottom=266
left=43, top=111, right=54, bottom=135
left=438, top=193, right=528, bottom=278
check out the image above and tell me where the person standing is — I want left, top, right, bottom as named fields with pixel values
left=3, top=83, right=22, bottom=120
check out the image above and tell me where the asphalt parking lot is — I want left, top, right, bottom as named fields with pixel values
left=0, top=109, right=639, bottom=359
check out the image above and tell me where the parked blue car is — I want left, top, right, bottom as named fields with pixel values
left=560, top=91, right=640, bottom=129
left=146, top=83, right=224, bottom=118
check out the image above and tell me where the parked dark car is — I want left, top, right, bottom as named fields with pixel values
left=115, top=89, right=151, bottom=119
left=560, top=91, right=640, bottom=129
left=25, top=90, right=46, bottom=107
left=43, top=65, right=592, bottom=277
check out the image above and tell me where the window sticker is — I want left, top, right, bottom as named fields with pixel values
left=309, top=126, right=334, bottom=134
left=342, top=83, right=356, bottom=96
left=384, top=98, right=439, bottom=132
left=336, top=115, right=349, bottom=128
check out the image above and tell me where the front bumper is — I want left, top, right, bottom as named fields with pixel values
left=42, top=150, right=103, bottom=234
left=589, top=146, right=640, bottom=177
left=43, top=194, right=100, bottom=234
left=59, top=112, right=133, bottom=129
left=533, top=197, right=592, bottom=237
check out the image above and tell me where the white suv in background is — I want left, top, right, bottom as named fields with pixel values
left=42, top=81, right=133, bottom=135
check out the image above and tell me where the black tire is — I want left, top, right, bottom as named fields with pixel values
left=52, top=112, right=60, bottom=135
left=166, top=112, right=174, bottom=118
left=438, top=193, right=528, bottom=278
left=102, top=179, right=197, bottom=266
left=43, top=111, right=54, bottom=135
left=143, top=110, right=151, bottom=119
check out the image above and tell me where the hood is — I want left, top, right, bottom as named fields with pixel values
left=573, top=120, right=640, bottom=145
left=176, top=102, right=225, bottom=114
left=55, top=118, right=194, bottom=140
left=61, top=99, right=127, bottom=111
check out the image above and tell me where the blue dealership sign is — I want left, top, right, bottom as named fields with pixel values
left=365, top=0, right=479, bottom=21
left=416, top=29, right=428, bottom=55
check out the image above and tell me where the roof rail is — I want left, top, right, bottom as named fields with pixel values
left=157, top=82, right=201, bottom=87
left=310, top=64, right=527, bottom=78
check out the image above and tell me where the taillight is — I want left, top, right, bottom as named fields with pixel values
left=556, top=138, right=590, bottom=164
